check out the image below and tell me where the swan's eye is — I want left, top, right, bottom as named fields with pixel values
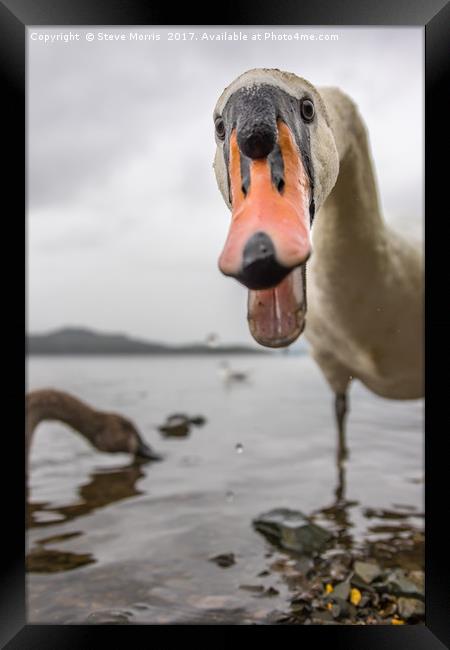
left=300, top=99, right=315, bottom=122
left=215, top=118, right=226, bottom=140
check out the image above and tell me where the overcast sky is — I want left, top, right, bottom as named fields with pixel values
left=27, top=27, right=423, bottom=344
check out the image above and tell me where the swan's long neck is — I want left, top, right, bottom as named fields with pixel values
left=26, top=389, right=103, bottom=462
left=312, top=90, right=386, bottom=277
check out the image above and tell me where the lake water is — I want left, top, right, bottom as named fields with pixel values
left=26, top=354, right=424, bottom=624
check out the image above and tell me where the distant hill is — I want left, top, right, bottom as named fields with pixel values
left=26, top=327, right=269, bottom=355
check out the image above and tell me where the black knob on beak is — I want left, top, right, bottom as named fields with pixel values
left=234, top=88, right=277, bottom=159
left=238, top=125, right=276, bottom=159
left=239, top=232, right=291, bottom=290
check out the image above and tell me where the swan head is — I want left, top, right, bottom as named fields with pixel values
left=213, top=68, right=339, bottom=347
left=94, top=413, right=161, bottom=461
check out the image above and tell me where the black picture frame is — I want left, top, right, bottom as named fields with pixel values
left=1, top=0, right=448, bottom=646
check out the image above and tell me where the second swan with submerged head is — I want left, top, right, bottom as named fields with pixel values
left=26, top=389, right=161, bottom=478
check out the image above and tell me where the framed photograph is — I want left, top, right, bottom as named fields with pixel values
left=1, top=0, right=448, bottom=646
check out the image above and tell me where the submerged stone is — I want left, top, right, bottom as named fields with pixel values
left=253, top=508, right=333, bottom=555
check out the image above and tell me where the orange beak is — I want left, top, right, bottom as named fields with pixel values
left=218, top=121, right=312, bottom=277
left=218, top=121, right=311, bottom=348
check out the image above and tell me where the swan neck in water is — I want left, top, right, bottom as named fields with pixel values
left=26, top=389, right=104, bottom=460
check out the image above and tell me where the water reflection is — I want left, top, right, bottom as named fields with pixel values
left=308, top=435, right=357, bottom=551
left=27, top=460, right=153, bottom=573
left=27, top=461, right=149, bottom=530
left=26, top=547, right=96, bottom=573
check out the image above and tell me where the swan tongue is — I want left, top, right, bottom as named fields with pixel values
left=247, top=266, right=306, bottom=348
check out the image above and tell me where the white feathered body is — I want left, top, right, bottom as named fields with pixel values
left=304, top=87, right=424, bottom=399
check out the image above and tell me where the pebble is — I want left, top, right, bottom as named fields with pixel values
left=397, top=597, right=425, bottom=620
left=209, top=553, right=236, bottom=568
left=354, top=560, right=381, bottom=584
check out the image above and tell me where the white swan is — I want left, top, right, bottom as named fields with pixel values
left=212, top=68, right=423, bottom=458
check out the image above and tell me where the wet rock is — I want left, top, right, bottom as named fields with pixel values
left=239, top=584, right=265, bottom=593
left=336, top=597, right=357, bottom=619
left=354, top=560, right=381, bottom=584
left=291, top=602, right=312, bottom=617
left=131, top=602, right=150, bottom=610
left=310, top=610, right=338, bottom=624
left=329, top=562, right=349, bottom=582
left=330, top=602, right=342, bottom=619
left=358, top=593, right=371, bottom=608
left=408, top=570, right=425, bottom=592
left=158, top=413, right=207, bottom=437
left=283, top=573, right=307, bottom=590
left=331, top=580, right=350, bottom=601
left=209, top=552, right=236, bottom=568
left=292, top=590, right=315, bottom=605
left=397, top=597, right=425, bottom=620
left=158, top=415, right=190, bottom=437
left=260, top=587, right=280, bottom=597
left=383, top=569, right=424, bottom=600
left=190, top=415, right=206, bottom=426
left=294, top=556, right=314, bottom=576
left=253, top=509, right=333, bottom=555
left=350, top=573, right=376, bottom=592
left=379, top=601, right=397, bottom=618
left=86, top=609, right=133, bottom=624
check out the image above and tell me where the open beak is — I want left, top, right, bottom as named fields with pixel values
left=218, top=121, right=311, bottom=348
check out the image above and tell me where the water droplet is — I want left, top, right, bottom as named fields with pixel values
left=235, top=443, right=244, bottom=454
left=226, top=490, right=235, bottom=502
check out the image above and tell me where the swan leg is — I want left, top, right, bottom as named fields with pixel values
left=335, top=392, right=349, bottom=462
left=334, top=391, right=349, bottom=502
